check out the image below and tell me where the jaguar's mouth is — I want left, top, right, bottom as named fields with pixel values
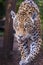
left=15, top=34, right=24, bottom=41
left=15, top=33, right=32, bottom=43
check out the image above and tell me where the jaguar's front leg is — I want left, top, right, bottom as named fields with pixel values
left=19, top=33, right=42, bottom=65
left=18, top=40, right=29, bottom=65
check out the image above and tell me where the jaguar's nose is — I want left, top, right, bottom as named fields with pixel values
left=18, top=35, right=23, bottom=39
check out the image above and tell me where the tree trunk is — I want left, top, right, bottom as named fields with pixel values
left=3, top=0, right=16, bottom=58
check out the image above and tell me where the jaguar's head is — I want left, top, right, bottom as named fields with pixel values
left=11, top=1, right=39, bottom=40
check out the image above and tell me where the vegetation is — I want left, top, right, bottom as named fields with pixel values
left=0, top=0, right=5, bottom=19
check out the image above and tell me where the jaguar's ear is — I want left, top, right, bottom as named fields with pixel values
left=10, top=10, right=16, bottom=19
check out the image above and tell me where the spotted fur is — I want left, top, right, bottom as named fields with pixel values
left=11, top=0, right=42, bottom=65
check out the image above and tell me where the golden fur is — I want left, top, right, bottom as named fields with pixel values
left=13, top=0, right=42, bottom=63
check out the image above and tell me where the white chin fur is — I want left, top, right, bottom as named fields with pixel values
left=15, top=34, right=19, bottom=39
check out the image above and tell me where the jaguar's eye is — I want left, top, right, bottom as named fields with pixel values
left=24, top=22, right=29, bottom=28
left=29, top=11, right=32, bottom=14
left=24, top=23, right=27, bottom=28
left=24, top=23, right=28, bottom=29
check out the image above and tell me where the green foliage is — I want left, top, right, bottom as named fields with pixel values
left=0, top=0, right=5, bottom=3
left=16, top=0, right=23, bottom=12
left=0, top=0, right=4, bottom=3
left=0, top=30, right=4, bottom=36
left=0, top=0, right=5, bottom=18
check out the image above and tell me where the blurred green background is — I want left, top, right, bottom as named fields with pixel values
left=0, top=0, right=5, bottom=19
left=0, top=0, right=43, bottom=38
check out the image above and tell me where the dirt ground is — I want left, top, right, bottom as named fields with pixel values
left=0, top=36, right=43, bottom=65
